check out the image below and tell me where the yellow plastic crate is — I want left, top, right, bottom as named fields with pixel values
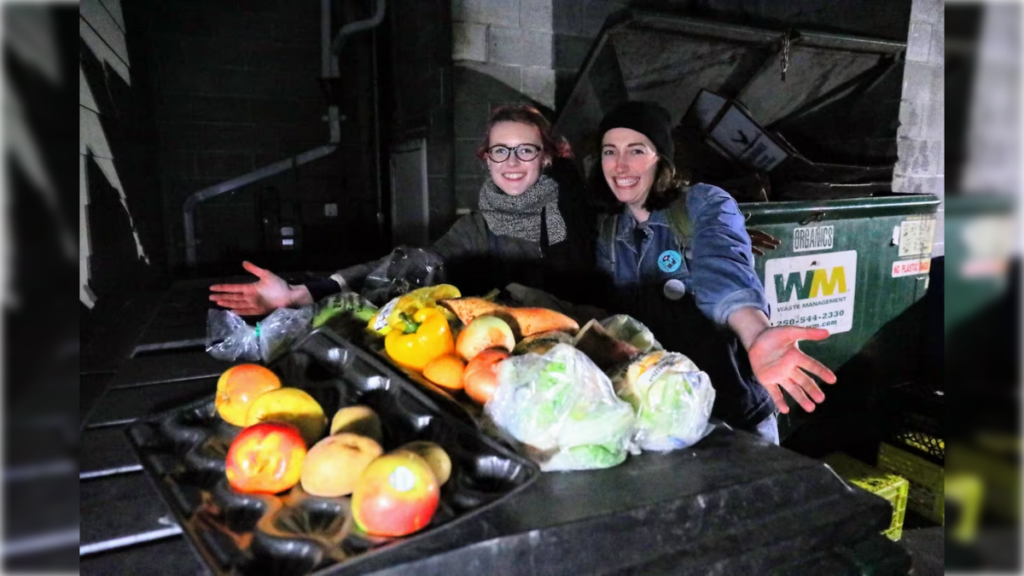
left=877, top=442, right=944, bottom=525
left=823, top=452, right=909, bottom=541
left=945, top=473, right=983, bottom=543
left=949, top=442, right=1019, bottom=523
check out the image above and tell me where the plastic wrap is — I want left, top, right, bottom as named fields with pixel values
left=600, top=315, right=662, bottom=353
left=485, top=343, right=637, bottom=471
left=311, top=292, right=378, bottom=328
left=609, top=350, right=716, bottom=452
left=206, top=307, right=313, bottom=363
left=361, top=246, right=446, bottom=306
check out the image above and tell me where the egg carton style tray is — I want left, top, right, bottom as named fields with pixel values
left=125, top=328, right=540, bottom=576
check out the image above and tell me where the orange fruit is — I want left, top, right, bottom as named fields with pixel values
left=422, top=354, right=465, bottom=390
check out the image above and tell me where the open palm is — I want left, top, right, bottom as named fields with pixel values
left=747, top=326, right=837, bottom=413
left=209, top=261, right=294, bottom=316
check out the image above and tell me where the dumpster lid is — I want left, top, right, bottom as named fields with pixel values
left=555, top=11, right=907, bottom=168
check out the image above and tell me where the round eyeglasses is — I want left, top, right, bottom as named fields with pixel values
left=485, top=143, right=542, bottom=163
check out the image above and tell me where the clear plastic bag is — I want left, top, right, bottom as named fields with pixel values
left=311, top=293, right=377, bottom=328
left=485, top=343, right=637, bottom=471
left=609, top=350, right=716, bottom=452
left=206, top=307, right=314, bottom=363
left=361, top=246, right=446, bottom=306
left=600, top=314, right=662, bottom=353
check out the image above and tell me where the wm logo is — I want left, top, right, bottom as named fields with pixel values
left=774, top=268, right=848, bottom=302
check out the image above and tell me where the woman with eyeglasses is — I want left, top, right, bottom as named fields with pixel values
left=210, top=104, right=595, bottom=314
left=590, top=101, right=836, bottom=444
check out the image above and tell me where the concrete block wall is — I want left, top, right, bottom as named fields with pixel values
left=893, top=0, right=945, bottom=256
left=960, top=4, right=1020, bottom=199
left=451, top=0, right=629, bottom=210
left=137, top=0, right=379, bottom=272
left=390, top=0, right=456, bottom=242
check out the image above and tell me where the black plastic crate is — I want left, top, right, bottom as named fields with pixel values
left=884, top=381, right=944, bottom=465
left=126, top=328, right=540, bottom=575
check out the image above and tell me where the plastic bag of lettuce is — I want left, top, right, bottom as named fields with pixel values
left=485, top=343, right=637, bottom=471
left=600, top=314, right=661, bottom=353
left=609, top=350, right=716, bottom=452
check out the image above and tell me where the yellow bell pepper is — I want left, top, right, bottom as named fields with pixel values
left=384, top=308, right=456, bottom=371
left=368, top=284, right=461, bottom=335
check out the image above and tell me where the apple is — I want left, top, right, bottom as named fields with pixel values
left=300, top=433, right=383, bottom=497
left=456, top=316, right=515, bottom=362
left=245, top=388, right=328, bottom=447
left=395, top=441, right=452, bottom=486
left=215, top=364, right=282, bottom=426
left=352, top=451, right=440, bottom=537
left=225, top=422, right=306, bottom=494
left=329, top=405, right=383, bottom=444
left=463, top=348, right=509, bottom=404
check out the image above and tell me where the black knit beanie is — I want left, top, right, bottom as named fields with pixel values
left=598, top=101, right=674, bottom=159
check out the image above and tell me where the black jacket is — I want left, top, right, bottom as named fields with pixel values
left=308, top=167, right=598, bottom=305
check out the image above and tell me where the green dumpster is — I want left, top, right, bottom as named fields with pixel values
left=744, top=194, right=941, bottom=367
left=744, top=194, right=941, bottom=439
left=943, top=194, right=1014, bottom=334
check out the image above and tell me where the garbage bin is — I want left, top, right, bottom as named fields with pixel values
left=743, top=194, right=940, bottom=370
left=743, top=194, right=940, bottom=438
left=943, top=193, right=1014, bottom=333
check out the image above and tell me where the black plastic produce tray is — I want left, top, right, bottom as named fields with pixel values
left=321, top=308, right=488, bottom=421
left=126, top=328, right=540, bottom=575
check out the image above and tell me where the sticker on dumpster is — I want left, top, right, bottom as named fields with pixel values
left=898, top=218, right=936, bottom=257
left=765, top=251, right=857, bottom=334
left=892, top=259, right=931, bottom=278
left=792, top=225, right=834, bottom=252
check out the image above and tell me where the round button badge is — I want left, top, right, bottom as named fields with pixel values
left=658, top=250, right=682, bottom=273
left=663, top=278, right=686, bottom=300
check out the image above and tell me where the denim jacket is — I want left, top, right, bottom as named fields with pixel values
left=594, top=183, right=774, bottom=428
left=595, top=183, right=769, bottom=325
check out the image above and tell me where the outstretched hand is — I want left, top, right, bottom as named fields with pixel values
left=747, top=228, right=782, bottom=256
left=747, top=326, right=837, bottom=414
left=744, top=213, right=782, bottom=257
left=209, top=261, right=302, bottom=316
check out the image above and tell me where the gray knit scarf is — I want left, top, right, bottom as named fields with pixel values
left=478, top=174, right=567, bottom=244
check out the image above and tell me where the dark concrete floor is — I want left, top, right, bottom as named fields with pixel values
left=899, top=524, right=944, bottom=575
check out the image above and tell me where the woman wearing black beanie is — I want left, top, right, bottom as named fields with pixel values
left=592, top=101, right=835, bottom=443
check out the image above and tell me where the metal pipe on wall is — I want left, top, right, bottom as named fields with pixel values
left=183, top=0, right=387, bottom=268
left=330, top=0, right=386, bottom=72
